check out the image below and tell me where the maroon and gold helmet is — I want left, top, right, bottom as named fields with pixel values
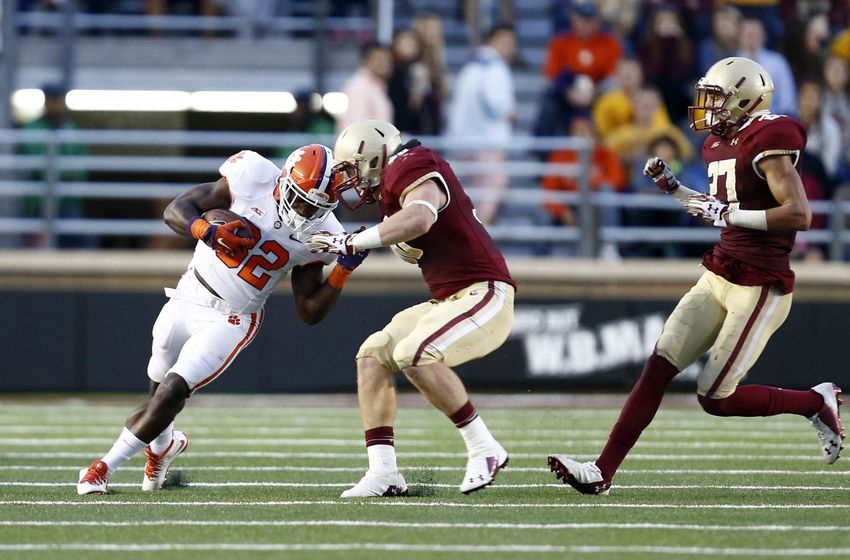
left=689, top=57, right=774, bottom=137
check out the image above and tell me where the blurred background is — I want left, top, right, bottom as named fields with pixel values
left=0, top=0, right=848, bottom=394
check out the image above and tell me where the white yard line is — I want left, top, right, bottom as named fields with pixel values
left=0, top=438, right=818, bottom=450
left=0, top=451, right=832, bottom=461
left=3, top=465, right=848, bottom=476
left=2, top=481, right=848, bottom=490
left=3, top=499, right=848, bottom=509
left=0, top=520, right=847, bottom=532
left=0, top=425, right=817, bottom=441
left=0, top=543, right=847, bottom=556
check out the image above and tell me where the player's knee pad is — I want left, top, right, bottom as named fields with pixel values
left=356, top=331, right=396, bottom=371
left=698, top=394, right=731, bottom=417
left=653, top=339, right=685, bottom=372
left=393, top=339, right=441, bottom=371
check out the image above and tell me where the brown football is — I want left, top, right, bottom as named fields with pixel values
left=201, top=208, right=253, bottom=238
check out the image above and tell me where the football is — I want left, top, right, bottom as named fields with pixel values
left=201, top=208, right=253, bottom=239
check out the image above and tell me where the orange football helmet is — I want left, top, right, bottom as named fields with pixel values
left=276, top=144, right=340, bottom=234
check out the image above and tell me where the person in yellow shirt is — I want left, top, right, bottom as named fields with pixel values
left=592, top=58, right=670, bottom=142
left=603, top=86, right=692, bottom=168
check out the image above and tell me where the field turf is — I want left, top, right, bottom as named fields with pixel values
left=0, top=393, right=848, bottom=559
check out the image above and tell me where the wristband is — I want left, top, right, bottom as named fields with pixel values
left=327, top=264, right=353, bottom=290
left=725, top=209, right=768, bottom=230
left=186, top=215, right=202, bottom=237
left=351, top=225, right=383, bottom=250
left=189, top=217, right=211, bottom=240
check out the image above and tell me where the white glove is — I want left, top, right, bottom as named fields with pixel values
left=643, top=157, right=681, bottom=193
left=305, top=231, right=357, bottom=256
left=686, top=194, right=729, bottom=227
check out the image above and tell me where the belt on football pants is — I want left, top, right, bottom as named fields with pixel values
left=194, top=268, right=223, bottom=299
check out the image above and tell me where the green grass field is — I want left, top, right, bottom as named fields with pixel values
left=0, top=393, right=848, bottom=559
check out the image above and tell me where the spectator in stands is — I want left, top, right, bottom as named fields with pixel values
left=542, top=116, right=625, bottom=259
left=388, top=28, right=432, bottom=135
left=463, top=0, right=515, bottom=51
left=636, top=5, right=695, bottom=123
left=591, top=57, right=671, bottom=144
left=625, top=133, right=705, bottom=258
left=595, top=0, right=641, bottom=47
left=797, top=79, right=842, bottom=181
left=20, top=83, right=94, bottom=248
left=697, top=5, right=742, bottom=75
left=779, top=0, right=847, bottom=33
left=543, top=1, right=622, bottom=86
left=782, top=12, right=830, bottom=85
left=446, top=24, right=517, bottom=225
left=821, top=54, right=850, bottom=180
left=724, top=0, right=784, bottom=50
left=738, top=17, right=797, bottom=116
left=533, top=71, right=595, bottom=138
left=276, top=91, right=335, bottom=162
left=412, top=12, right=448, bottom=134
left=336, top=42, right=393, bottom=134
left=604, top=86, right=693, bottom=170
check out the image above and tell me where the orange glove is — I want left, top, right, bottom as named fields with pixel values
left=189, top=218, right=252, bottom=258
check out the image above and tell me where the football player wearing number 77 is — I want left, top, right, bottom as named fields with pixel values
left=76, top=144, right=368, bottom=495
left=549, top=57, right=844, bottom=495
left=306, top=119, right=517, bottom=496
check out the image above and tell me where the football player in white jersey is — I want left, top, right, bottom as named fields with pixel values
left=77, top=144, right=367, bottom=495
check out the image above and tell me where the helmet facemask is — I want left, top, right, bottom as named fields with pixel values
left=689, top=81, right=736, bottom=135
left=332, top=119, right=401, bottom=210
left=276, top=174, right=338, bottom=235
left=332, top=143, right=388, bottom=210
left=275, top=144, right=339, bottom=235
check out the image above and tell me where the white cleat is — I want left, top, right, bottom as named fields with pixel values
left=77, top=460, right=109, bottom=495
left=548, top=455, right=611, bottom=495
left=459, top=444, right=509, bottom=494
left=142, top=430, right=189, bottom=491
left=809, top=383, right=845, bottom=465
left=341, top=470, right=408, bottom=498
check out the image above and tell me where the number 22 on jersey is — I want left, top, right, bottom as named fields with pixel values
left=216, top=219, right=290, bottom=290
left=708, top=158, right=739, bottom=211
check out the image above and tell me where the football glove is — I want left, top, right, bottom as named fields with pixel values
left=643, top=157, right=681, bottom=193
left=686, top=194, right=729, bottom=227
left=305, top=230, right=357, bottom=256
left=190, top=218, right=252, bottom=258
left=336, top=249, right=370, bottom=271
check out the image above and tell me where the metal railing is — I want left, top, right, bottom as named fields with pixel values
left=0, top=128, right=847, bottom=259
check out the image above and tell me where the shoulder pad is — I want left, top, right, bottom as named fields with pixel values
left=219, top=150, right=280, bottom=200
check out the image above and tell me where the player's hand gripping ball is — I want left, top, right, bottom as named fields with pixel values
left=192, top=209, right=254, bottom=258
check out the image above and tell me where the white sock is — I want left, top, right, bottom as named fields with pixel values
left=459, top=416, right=499, bottom=456
left=148, top=422, right=174, bottom=455
left=367, top=444, right=398, bottom=474
left=101, top=427, right=147, bottom=475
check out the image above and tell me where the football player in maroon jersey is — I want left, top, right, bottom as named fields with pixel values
left=549, top=57, right=844, bottom=495
left=306, top=119, right=517, bottom=496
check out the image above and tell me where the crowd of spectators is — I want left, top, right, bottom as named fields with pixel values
left=14, top=0, right=850, bottom=259
left=528, top=0, right=850, bottom=259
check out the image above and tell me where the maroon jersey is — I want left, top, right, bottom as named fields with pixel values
left=378, top=145, right=516, bottom=299
left=700, top=113, right=807, bottom=293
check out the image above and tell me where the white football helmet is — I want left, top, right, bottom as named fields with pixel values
left=689, top=57, right=774, bottom=137
left=332, top=119, right=402, bottom=209
left=276, top=144, right=340, bottom=234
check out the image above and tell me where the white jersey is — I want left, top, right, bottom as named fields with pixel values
left=172, top=150, right=342, bottom=314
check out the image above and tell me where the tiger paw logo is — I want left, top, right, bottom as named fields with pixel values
left=227, top=315, right=241, bottom=326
